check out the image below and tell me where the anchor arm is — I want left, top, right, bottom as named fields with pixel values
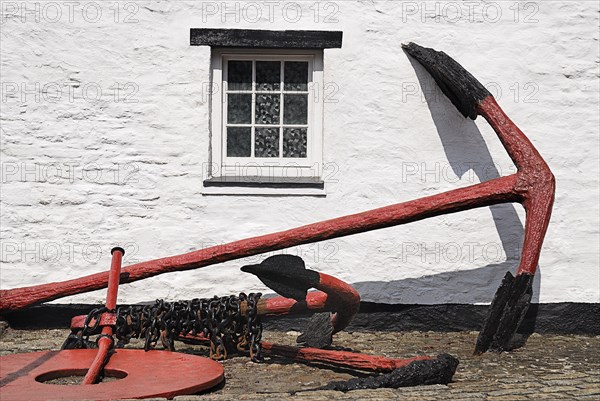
left=0, top=175, right=518, bottom=313
left=403, top=43, right=555, bottom=352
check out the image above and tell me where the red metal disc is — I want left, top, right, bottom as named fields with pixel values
left=0, top=349, right=224, bottom=401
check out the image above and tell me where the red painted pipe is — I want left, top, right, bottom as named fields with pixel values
left=258, top=272, right=360, bottom=333
left=81, top=247, right=123, bottom=385
left=0, top=176, right=518, bottom=313
left=179, top=334, right=430, bottom=373
left=260, top=342, right=431, bottom=373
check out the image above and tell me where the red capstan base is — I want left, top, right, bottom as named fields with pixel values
left=0, top=349, right=224, bottom=401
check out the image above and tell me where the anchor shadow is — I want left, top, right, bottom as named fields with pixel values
left=351, top=56, right=541, bottom=326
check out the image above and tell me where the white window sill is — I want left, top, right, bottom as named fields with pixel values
left=202, top=177, right=326, bottom=197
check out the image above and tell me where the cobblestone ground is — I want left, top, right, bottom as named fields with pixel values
left=1, top=327, right=598, bottom=401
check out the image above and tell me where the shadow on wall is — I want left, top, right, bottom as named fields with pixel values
left=354, top=56, right=541, bottom=305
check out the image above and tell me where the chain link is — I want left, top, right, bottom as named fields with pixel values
left=64, top=293, right=263, bottom=361
left=61, top=307, right=108, bottom=350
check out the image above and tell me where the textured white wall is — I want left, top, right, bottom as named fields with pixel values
left=1, top=1, right=598, bottom=305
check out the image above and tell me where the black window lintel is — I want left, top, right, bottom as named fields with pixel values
left=190, top=28, right=342, bottom=49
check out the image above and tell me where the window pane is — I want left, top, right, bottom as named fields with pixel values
left=283, top=94, right=308, bottom=125
left=255, top=127, right=280, bottom=158
left=227, top=94, right=252, bottom=124
left=283, top=128, right=307, bottom=158
left=228, top=61, right=252, bottom=91
left=255, top=94, right=280, bottom=125
left=256, top=61, right=281, bottom=91
left=284, top=62, right=308, bottom=91
left=227, top=127, right=251, bottom=157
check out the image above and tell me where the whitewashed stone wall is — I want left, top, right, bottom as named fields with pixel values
left=1, top=1, right=598, bottom=305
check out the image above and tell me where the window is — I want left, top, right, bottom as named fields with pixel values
left=207, top=49, right=324, bottom=189
left=190, top=28, right=343, bottom=194
left=226, top=57, right=311, bottom=159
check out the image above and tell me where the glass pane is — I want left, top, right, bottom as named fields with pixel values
left=227, top=94, right=252, bottom=124
left=227, top=127, right=251, bottom=157
left=283, top=128, right=308, bottom=158
left=227, top=61, right=252, bottom=91
left=283, top=94, right=308, bottom=125
left=255, top=94, right=280, bottom=125
left=284, top=62, right=308, bottom=91
left=256, top=61, right=281, bottom=91
left=255, top=127, right=280, bottom=158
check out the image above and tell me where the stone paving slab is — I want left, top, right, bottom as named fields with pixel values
left=1, top=328, right=598, bottom=400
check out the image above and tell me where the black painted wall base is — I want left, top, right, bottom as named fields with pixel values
left=2, top=302, right=598, bottom=335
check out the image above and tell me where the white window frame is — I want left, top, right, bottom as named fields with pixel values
left=207, top=48, right=324, bottom=187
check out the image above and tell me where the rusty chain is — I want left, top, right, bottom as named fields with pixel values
left=61, top=306, right=108, bottom=350
left=62, top=293, right=263, bottom=362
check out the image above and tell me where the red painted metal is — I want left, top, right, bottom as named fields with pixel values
left=0, top=349, right=224, bottom=401
left=318, top=272, right=361, bottom=332
left=81, top=247, right=123, bottom=385
left=477, top=97, right=555, bottom=276
left=259, top=291, right=328, bottom=315
left=70, top=313, right=116, bottom=328
left=179, top=333, right=432, bottom=373
left=257, top=272, right=360, bottom=333
left=260, top=342, right=432, bottom=373
left=2, top=247, right=225, bottom=400
left=0, top=176, right=519, bottom=313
